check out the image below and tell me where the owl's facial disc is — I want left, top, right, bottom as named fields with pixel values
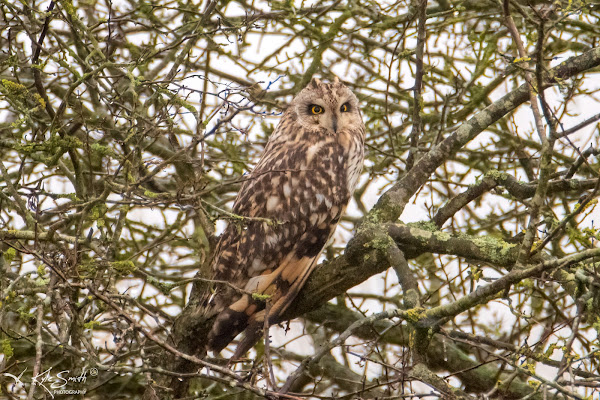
left=291, top=80, right=361, bottom=136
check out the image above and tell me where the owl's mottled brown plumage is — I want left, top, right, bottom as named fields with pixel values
left=203, top=77, right=365, bottom=358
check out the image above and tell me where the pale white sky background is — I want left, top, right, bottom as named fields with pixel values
left=2, top=0, right=599, bottom=395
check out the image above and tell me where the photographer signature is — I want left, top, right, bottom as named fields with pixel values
left=3, top=366, right=97, bottom=398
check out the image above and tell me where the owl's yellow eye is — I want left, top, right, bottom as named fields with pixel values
left=340, top=103, right=350, bottom=112
left=310, top=105, right=324, bottom=115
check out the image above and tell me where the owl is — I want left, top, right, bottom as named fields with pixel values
left=203, top=77, right=365, bottom=358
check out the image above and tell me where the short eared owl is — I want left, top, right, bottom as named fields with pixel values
left=204, top=77, right=365, bottom=357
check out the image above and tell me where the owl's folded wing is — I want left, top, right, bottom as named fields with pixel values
left=205, top=139, right=349, bottom=356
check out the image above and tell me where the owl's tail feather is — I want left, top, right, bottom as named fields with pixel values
left=206, top=254, right=319, bottom=358
left=206, top=303, right=252, bottom=354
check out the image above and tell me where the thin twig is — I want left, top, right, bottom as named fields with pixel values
left=406, top=0, right=428, bottom=170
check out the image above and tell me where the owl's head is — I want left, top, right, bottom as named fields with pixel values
left=290, top=77, right=362, bottom=135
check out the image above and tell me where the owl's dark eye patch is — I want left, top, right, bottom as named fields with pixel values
left=309, top=104, right=324, bottom=115
left=340, top=103, right=350, bottom=112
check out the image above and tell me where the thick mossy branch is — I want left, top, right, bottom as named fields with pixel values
left=286, top=224, right=600, bottom=324
left=283, top=221, right=522, bottom=320
left=389, top=222, right=520, bottom=267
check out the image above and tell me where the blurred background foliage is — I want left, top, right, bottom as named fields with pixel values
left=0, top=0, right=599, bottom=398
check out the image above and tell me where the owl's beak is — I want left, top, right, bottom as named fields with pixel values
left=331, top=115, right=338, bottom=133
